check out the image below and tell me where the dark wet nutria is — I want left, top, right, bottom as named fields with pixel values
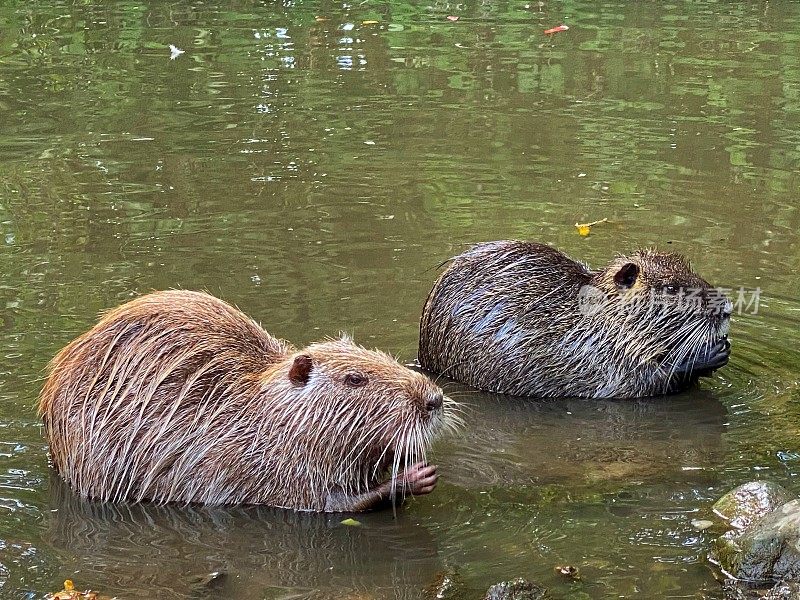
left=418, top=241, right=732, bottom=398
left=39, top=290, right=460, bottom=511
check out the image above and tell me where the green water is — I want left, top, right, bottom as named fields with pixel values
left=2, top=0, right=800, bottom=597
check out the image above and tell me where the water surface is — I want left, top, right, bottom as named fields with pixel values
left=2, top=1, right=800, bottom=597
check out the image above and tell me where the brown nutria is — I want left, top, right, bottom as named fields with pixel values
left=39, top=290, right=460, bottom=511
left=418, top=241, right=732, bottom=398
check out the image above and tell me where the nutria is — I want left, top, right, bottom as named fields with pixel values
left=39, top=290, right=459, bottom=511
left=418, top=241, right=732, bottom=398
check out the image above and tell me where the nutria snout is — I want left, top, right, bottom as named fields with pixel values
left=39, top=290, right=460, bottom=512
left=418, top=241, right=731, bottom=398
left=670, top=337, right=730, bottom=380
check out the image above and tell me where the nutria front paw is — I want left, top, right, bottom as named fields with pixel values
left=399, top=462, right=438, bottom=495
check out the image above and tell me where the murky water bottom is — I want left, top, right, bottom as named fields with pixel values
left=2, top=0, right=800, bottom=597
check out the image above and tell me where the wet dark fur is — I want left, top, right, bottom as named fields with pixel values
left=418, top=241, right=731, bottom=398
left=40, top=290, right=458, bottom=511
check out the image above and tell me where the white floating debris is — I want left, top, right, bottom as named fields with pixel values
left=169, top=44, right=185, bottom=60
left=691, top=519, right=714, bottom=531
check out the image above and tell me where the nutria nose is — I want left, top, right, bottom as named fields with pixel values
left=426, top=391, right=444, bottom=413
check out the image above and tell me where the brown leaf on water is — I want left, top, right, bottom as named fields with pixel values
left=46, top=580, right=112, bottom=600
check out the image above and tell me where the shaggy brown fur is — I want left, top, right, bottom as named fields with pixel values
left=418, top=241, right=732, bottom=398
left=39, top=290, right=459, bottom=511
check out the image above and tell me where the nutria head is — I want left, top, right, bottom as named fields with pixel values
left=269, top=336, right=458, bottom=499
left=582, top=249, right=732, bottom=393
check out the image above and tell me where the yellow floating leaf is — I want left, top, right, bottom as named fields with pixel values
left=574, top=217, right=608, bottom=237
left=341, top=517, right=361, bottom=526
left=64, top=581, right=75, bottom=592
left=362, top=20, right=379, bottom=25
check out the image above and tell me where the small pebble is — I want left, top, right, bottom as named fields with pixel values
left=691, top=519, right=714, bottom=531
left=554, top=565, right=580, bottom=579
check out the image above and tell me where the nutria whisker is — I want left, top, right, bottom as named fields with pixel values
left=439, top=399, right=468, bottom=432
left=390, top=422, right=412, bottom=502
left=664, top=321, right=712, bottom=386
left=370, top=430, right=402, bottom=480
left=669, top=325, right=705, bottom=366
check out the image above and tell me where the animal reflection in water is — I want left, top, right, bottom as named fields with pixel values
left=45, top=476, right=443, bottom=600
left=434, top=387, right=728, bottom=491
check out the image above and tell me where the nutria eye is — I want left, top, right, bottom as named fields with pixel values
left=344, top=373, right=368, bottom=387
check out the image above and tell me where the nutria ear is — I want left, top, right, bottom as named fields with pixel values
left=289, top=354, right=313, bottom=386
left=613, top=263, right=640, bottom=289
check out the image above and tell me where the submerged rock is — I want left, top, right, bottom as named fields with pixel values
left=763, top=582, right=800, bottom=599
left=711, top=482, right=800, bottom=598
left=712, top=481, right=794, bottom=532
left=714, top=499, right=800, bottom=582
left=723, top=580, right=800, bottom=600
left=424, top=568, right=463, bottom=600
left=484, top=579, right=547, bottom=600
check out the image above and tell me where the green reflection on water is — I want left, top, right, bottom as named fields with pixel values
left=1, top=0, right=800, bottom=597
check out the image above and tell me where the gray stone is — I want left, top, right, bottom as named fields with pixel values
left=484, top=578, right=548, bottom=600
left=714, top=499, right=800, bottom=583
left=713, top=481, right=794, bottom=532
left=765, top=582, right=800, bottom=599
left=723, top=580, right=800, bottom=599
